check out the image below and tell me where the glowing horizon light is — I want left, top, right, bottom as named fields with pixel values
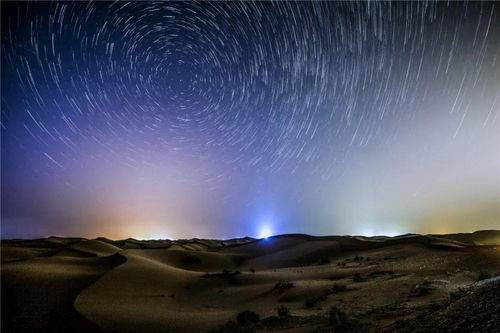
left=360, top=228, right=375, bottom=237
left=150, top=234, right=170, bottom=240
left=381, top=231, right=401, bottom=237
left=258, top=226, right=273, bottom=239
left=359, top=228, right=401, bottom=237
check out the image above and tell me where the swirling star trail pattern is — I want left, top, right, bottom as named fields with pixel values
left=2, top=2, right=499, bottom=239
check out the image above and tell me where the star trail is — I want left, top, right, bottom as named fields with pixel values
left=2, top=1, right=499, bottom=239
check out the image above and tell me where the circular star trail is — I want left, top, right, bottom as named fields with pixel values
left=2, top=2, right=499, bottom=239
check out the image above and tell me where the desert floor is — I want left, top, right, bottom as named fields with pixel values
left=2, top=230, right=499, bottom=333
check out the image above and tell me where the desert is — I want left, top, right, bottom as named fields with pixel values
left=2, top=230, right=499, bottom=333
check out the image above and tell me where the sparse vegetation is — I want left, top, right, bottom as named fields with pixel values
left=329, top=306, right=347, bottom=327
left=369, top=270, right=394, bottom=277
left=236, top=310, right=260, bottom=326
left=208, top=320, right=256, bottom=333
left=305, top=283, right=347, bottom=308
left=276, top=305, right=290, bottom=318
left=421, top=279, right=431, bottom=286
left=318, top=258, right=331, bottom=265
left=450, top=287, right=467, bottom=301
left=393, top=319, right=408, bottom=329
left=412, top=280, right=434, bottom=296
left=476, top=271, right=492, bottom=281
left=309, top=328, right=333, bottom=333
left=273, top=280, right=294, bottom=290
left=352, top=273, right=366, bottom=282
left=305, top=298, right=314, bottom=308
left=305, top=294, right=327, bottom=308
left=259, top=316, right=281, bottom=329
left=328, top=283, right=347, bottom=294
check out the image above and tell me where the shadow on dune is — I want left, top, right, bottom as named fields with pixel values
left=1, top=252, right=126, bottom=333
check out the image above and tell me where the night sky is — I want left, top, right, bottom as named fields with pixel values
left=2, top=1, right=499, bottom=240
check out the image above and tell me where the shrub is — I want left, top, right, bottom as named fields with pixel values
left=329, top=306, right=347, bottom=327
left=476, top=271, right=492, bottom=281
left=208, top=320, right=256, bottom=333
left=427, top=302, right=441, bottom=312
left=421, top=279, right=432, bottom=286
left=352, top=273, right=366, bottom=282
left=273, top=280, right=294, bottom=290
left=318, top=258, right=331, bottom=265
left=329, top=283, right=347, bottom=294
left=449, top=287, right=466, bottom=301
left=369, top=270, right=394, bottom=277
left=309, top=328, right=332, bottom=333
left=236, top=310, right=260, bottom=326
left=305, top=297, right=316, bottom=308
left=393, top=319, right=408, bottom=329
left=305, top=295, right=327, bottom=308
left=208, top=320, right=235, bottom=333
left=412, top=282, right=433, bottom=296
left=260, top=316, right=281, bottom=329
left=276, top=305, right=290, bottom=318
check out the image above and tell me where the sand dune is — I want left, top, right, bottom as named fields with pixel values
left=433, top=230, right=500, bottom=246
left=1, top=253, right=124, bottom=333
left=67, top=240, right=122, bottom=256
left=2, top=230, right=499, bottom=333
left=75, top=250, right=214, bottom=333
left=1, top=247, right=56, bottom=263
left=242, top=240, right=341, bottom=270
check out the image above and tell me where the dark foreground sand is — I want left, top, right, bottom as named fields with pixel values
left=2, top=231, right=499, bottom=333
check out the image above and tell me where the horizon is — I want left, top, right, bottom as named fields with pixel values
left=2, top=228, right=499, bottom=242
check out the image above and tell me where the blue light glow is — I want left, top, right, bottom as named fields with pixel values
left=258, top=226, right=273, bottom=239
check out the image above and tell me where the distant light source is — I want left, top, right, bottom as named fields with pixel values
left=152, top=234, right=170, bottom=240
left=360, top=228, right=374, bottom=237
left=381, top=231, right=400, bottom=237
left=360, top=228, right=400, bottom=237
left=258, top=226, right=272, bottom=239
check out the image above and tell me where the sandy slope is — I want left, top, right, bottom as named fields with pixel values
left=75, top=250, right=215, bottom=333
left=1, top=254, right=125, bottom=333
left=67, top=239, right=122, bottom=256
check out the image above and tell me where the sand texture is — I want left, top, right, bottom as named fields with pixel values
left=2, top=230, right=499, bottom=332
